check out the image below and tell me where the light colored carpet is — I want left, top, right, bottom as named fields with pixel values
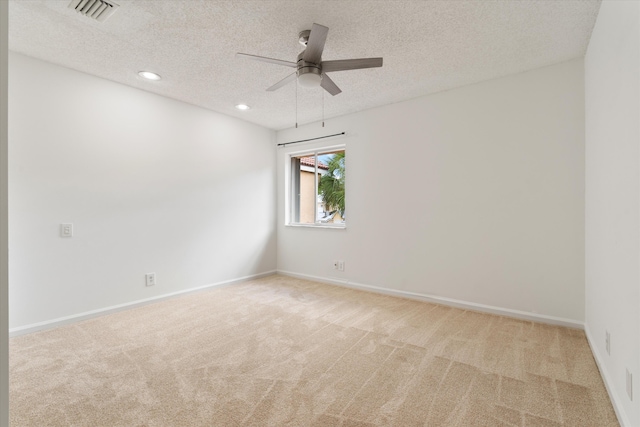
left=10, top=275, right=618, bottom=426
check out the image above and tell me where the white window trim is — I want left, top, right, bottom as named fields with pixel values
left=284, top=144, right=346, bottom=229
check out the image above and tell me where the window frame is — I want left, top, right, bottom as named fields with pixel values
left=285, top=144, right=346, bottom=229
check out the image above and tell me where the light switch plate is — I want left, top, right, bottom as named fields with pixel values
left=60, top=223, right=73, bottom=237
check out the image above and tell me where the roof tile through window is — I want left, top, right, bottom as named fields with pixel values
left=300, top=157, right=328, bottom=170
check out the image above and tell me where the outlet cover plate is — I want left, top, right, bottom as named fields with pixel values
left=145, top=273, right=156, bottom=287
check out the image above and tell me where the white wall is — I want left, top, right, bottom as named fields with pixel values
left=585, top=1, right=640, bottom=425
left=277, top=59, right=585, bottom=325
left=0, top=2, right=8, bottom=426
left=8, top=53, right=277, bottom=330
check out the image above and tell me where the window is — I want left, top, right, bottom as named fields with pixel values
left=288, top=147, right=345, bottom=227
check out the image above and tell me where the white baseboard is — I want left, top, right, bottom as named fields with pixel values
left=277, top=270, right=584, bottom=329
left=11, top=268, right=584, bottom=335
left=584, top=326, right=631, bottom=427
left=9, top=270, right=277, bottom=337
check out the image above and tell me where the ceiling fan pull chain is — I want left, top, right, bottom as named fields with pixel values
left=295, top=79, right=298, bottom=129
left=322, top=89, right=325, bottom=128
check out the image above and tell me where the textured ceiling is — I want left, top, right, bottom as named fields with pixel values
left=9, top=0, right=601, bottom=130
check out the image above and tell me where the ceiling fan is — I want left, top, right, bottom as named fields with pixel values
left=237, top=23, right=383, bottom=96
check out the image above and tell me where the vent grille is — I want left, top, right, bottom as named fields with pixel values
left=68, top=0, right=119, bottom=22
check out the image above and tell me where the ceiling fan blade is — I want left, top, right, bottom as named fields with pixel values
left=322, top=58, right=383, bottom=73
left=303, top=23, right=329, bottom=64
left=267, top=72, right=297, bottom=92
left=321, top=73, right=342, bottom=96
left=236, top=53, right=297, bottom=68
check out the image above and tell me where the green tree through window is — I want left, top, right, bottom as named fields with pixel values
left=318, top=151, right=345, bottom=217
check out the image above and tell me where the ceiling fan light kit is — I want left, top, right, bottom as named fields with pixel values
left=237, top=23, right=383, bottom=96
left=297, top=66, right=322, bottom=88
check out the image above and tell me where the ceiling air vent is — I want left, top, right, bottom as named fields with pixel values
left=68, top=0, right=119, bottom=23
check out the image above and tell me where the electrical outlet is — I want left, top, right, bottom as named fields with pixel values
left=145, top=273, right=156, bottom=287
left=338, top=260, right=345, bottom=271
left=627, top=369, right=633, bottom=400
left=606, top=330, right=610, bottom=355
left=60, top=223, right=73, bottom=237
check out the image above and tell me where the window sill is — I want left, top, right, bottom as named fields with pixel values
left=285, top=223, right=346, bottom=230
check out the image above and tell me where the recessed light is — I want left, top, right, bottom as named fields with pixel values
left=235, top=104, right=251, bottom=111
left=138, top=71, right=161, bottom=81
